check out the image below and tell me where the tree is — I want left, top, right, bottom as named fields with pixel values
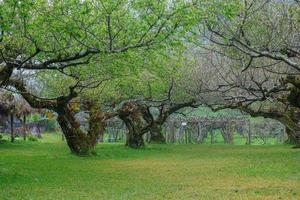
left=102, top=48, right=199, bottom=147
left=118, top=98, right=197, bottom=148
left=0, top=0, right=197, bottom=155
left=189, top=0, right=300, bottom=147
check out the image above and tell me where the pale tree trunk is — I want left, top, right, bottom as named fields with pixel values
left=169, top=121, right=176, bottom=143
left=220, top=123, right=235, bottom=144
left=196, top=123, right=206, bottom=144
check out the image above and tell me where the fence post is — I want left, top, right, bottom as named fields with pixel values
left=210, top=130, right=214, bottom=144
left=247, top=121, right=251, bottom=145
left=10, top=113, right=15, bottom=143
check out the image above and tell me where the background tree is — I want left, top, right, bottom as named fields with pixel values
left=188, top=0, right=300, bottom=147
left=88, top=47, right=198, bottom=148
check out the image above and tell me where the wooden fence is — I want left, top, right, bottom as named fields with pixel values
left=101, top=117, right=286, bottom=144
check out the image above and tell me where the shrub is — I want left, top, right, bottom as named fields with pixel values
left=28, top=135, right=38, bottom=142
left=0, top=134, right=7, bottom=144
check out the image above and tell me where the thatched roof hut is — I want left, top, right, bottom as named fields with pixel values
left=0, top=91, right=37, bottom=134
left=0, top=91, right=34, bottom=115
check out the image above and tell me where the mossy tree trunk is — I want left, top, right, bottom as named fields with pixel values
left=8, top=79, right=119, bottom=155
left=125, top=124, right=145, bottom=148
left=118, top=100, right=197, bottom=148
left=279, top=110, right=300, bottom=148
left=119, top=102, right=152, bottom=148
left=56, top=102, right=105, bottom=155
left=283, top=116, right=299, bottom=145
left=280, top=77, right=300, bottom=147
left=285, top=129, right=300, bottom=147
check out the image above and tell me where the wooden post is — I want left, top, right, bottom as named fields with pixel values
left=23, top=114, right=27, bottom=141
left=184, top=128, right=186, bottom=144
left=178, top=127, right=182, bottom=144
left=188, top=129, right=192, bottom=143
left=170, top=121, right=175, bottom=143
left=197, top=122, right=204, bottom=143
left=10, top=113, right=14, bottom=143
left=210, top=131, right=214, bottom=144
left=247, top=121, right=251, bottom=145
left=109, top=127, right=114, bottom=143
left=115, top=129, right=119, bottom=142
left=164, top=128, right=167, bottom=144
left=37, top=123, right=42, bottom=138
left=197, top=123, right=200, bottom=142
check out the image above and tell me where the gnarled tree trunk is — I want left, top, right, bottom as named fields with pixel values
left=149, top=124, right=165, bottom=143
left=124, top=123, right=145, bottom=148
left=285, top=128, right=300, bottom=148
left=118, top=100, right=197, bottom=148
left=119, top=102, right=152, bottom=148
left=281, top=122, right=300, bottom=147
left=56, top=102, right=105, bottom=155
left=279, top=112, right=300, bottom=148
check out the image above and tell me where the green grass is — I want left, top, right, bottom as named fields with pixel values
left=0, top=134, right=300, bottom=200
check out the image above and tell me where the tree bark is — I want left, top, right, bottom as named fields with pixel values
left=56, top=102, right=106, bottom=155
left=57, top=110, right=95, bottom=155
left=285, top=128, right=300, bottom=148
left=288, top=133, right=300, bottom=148
left=118, top=102, right=152, bottom=148
left=149, top=124, right=165, bottom=143
left=125, top=127, right=145, bottom=148
left=279, top=112, right=300, bottom=148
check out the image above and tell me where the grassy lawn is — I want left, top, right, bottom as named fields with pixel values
left=0, top=134, right=300, bottom=200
